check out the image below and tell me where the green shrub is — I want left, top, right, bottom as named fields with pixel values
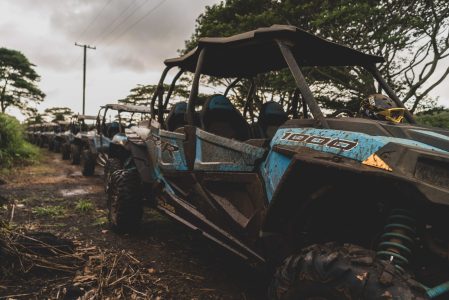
left=32, top=205, right=66, bottom=218
left=75, top=199, right=94, bottom=212
left=416, top=111, right=449, bottom=129
left=0, top=113, right=39, bottom=168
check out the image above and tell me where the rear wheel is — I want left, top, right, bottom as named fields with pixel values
left=61, top=143, right=70, bottom=160
left=48, top=139, right=54, bottom=151
left=104, top=157, right=123, bottom=192
left=70, top=144, right=81, bottom=165
left=107, top=169, right=143, bottom=233
left=81, top=149, right=96, bottom=176
left=269, top=243, right=427, bottom=300
left=54, top=140, right=61, bottom=153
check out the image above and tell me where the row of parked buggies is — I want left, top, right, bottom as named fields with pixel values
left=25, top=25, right=449, bottom=299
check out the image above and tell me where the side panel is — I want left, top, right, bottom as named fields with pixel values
left=194, top=128, right=265, bottom=172
left=157, top=130, right=188, bottom=171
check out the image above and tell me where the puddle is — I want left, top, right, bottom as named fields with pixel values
left=68, top=171, right=83, bottom=177
left=60, top=188, right=90, bottom=197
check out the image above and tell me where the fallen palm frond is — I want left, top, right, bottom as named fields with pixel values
left=0, top=222, right=82, bottom=275
left=70, top=249, right=168, bottom=299
left=0, top=224, right=170, bottom=299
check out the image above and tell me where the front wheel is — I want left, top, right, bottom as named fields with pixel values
left=70, top=144, right=81, bottom=165
left=61, top=143, right=70, bottom=160
left=81, top=149, right=96, bottom=176
left=104, top=157, right=123, bottom=192
left=48, top=139, right=54, bottom=151
left=107, top=169, right=143, bottom=233
left=269, top=243, right=427, bottom=300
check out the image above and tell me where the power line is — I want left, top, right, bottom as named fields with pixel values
left=99, top=0, right=151, bottom=45
left=91, top=0, right=139, bottom=44
left=76, top=0, right=115, bottom=42
left=107, top=0, right=168, bottom=45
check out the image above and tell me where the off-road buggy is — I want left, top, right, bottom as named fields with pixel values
left=108, top=25, right=449, bottom=299
left=77, top=104, right=152, bottom=177
left=99, top=104, right=152, bottom=185
left=36, top=123, right=58, bottom=149
left=25, top=124, right=41, bottom=144
left=50, top=120, right=70, bottom=153
left=61, top=114, right=96, bottom=161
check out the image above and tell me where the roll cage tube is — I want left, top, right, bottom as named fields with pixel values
left=186, top=48, right=207, bottom=125
left=96, top=107, right=106, bottom=134
left=150, top=66, right=172, bottom=120
left=366, top=64, right=416, bottom=124
left=277, top=40, right=329, bottom=128
left=242, top=78, right=256, bottom=121
left=162, top=68, right=185, bottom=112
left=118, top=110, right=123, bottom=133
left=224, top=77, right=242, bottom=97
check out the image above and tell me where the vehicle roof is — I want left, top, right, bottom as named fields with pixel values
left=104, top=103, right=152, bottom=113
left=164, top=25, right=384, bottom=77
left=76, top=114, right=97, bottom=120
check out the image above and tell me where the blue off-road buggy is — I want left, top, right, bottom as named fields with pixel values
left=69, top=114, right=98, bottom=168
left=107, top=25, right=449, bottom=299
left=77, top=104, right=152, bottom=177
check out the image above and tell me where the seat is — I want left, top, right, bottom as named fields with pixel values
left=106, top=122, right=120, bottom=138
left=201, top=95, right=250, bottom=141
left=258, top=101, right=288, bottom=139
left=165, top=102, right=187, bottom=131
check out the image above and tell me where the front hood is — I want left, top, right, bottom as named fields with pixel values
left=281, top=118, right=449, bottom=153
left=328, top=118, right=449, bottom=152
left=266, top=126, right=449, bottom=205
left=111, top=133, right=128, bottom=145
left=272, top=127, right=448, bottom=163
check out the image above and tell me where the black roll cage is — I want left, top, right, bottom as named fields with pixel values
left=96, top=106, right=151, bottom=136
left=184, top=40, right=415, bottom=128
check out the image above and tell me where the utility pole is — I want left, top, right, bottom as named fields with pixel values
left=75, top=43, right=96, bottom=114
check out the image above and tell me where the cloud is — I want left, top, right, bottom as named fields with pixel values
left=6, top=0, right=218, bottom=72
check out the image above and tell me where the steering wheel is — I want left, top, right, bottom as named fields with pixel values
left=328, top=109, right=355, bottom=118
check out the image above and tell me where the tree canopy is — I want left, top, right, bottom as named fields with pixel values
left=415, top=107, right=449, bottom=129
left=0, top=48, right=45, bottom=116
left=118, top=83, right=190, bottom=108
left=184, top=0, right=449, bottom=113
left=44, top=107, right=73, bottom=122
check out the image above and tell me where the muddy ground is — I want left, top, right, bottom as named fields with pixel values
left=0, top=150, right=267, bottom=299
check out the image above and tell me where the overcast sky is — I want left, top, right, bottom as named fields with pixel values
left=0, top=0, right=220, bottom=120
left=1, top=0, right=448, bottom=121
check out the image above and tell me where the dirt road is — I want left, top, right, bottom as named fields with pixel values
left=0, top=151, right=266, bottom=299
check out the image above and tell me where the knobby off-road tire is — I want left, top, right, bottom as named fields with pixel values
left=269, top=243, right=427, bottom=300
left=104, top=158, right=123, bottom=192
left=81, top=149, right=96, bottom=176
left=48, top=140, right=54, bottom=151
left=107, top=169, right=143, bottom=233
left=70, top=144, right=81, bottom=165
left=61, top=143, right=71, bottom=160
left=53, top=140, right=61, bottom=153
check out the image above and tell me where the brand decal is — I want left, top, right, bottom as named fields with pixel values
left=148, top=134, right=179, bottom=157
left=281, top=132, right=358, bottom=151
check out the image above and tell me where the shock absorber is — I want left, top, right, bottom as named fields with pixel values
left=377, top=209, right=416, bottom=272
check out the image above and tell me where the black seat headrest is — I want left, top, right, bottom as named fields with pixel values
left=165, top=101, right=187, bottom=131
left=258, top=101, right=288, bottom=138
left=201, top=95, right=249, bottom=141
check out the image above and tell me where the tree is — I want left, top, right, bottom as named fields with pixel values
left=0, top=48, right=45, bottom=116
left=118, top=83, right=190, bottom=107
left=415, top=107, right=449, bottom=128
left=185, top=0, right=449, bottom=113
left=44, top=107, right=73, bottom=122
